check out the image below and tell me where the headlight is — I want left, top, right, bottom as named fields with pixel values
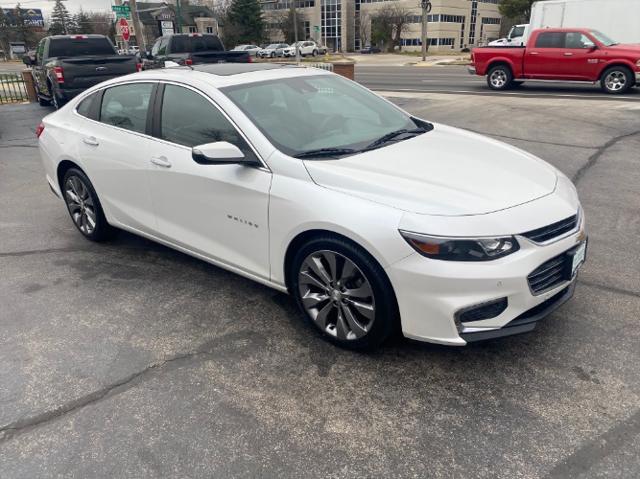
left=399, top=230, right=520, bottom=261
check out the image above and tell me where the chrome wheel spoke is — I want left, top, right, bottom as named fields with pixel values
left=308, top=255, right=333, bottom=285
left=335, top=309, right=350, bottom=340
left=314, top=301, right=333, bottom=330
left=85, top=208, right=96, bottom=228
left=343, top=282, right=372, bottom=300
left=299, top=270, right=330, bottom=291
left=347, top=299, right=375, bottom=320
left=302, top=291, right=329, bottom=309
left=341, top=304, right=367, bottom=338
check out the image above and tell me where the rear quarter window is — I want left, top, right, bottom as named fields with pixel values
left=76, top=92, right=99, bottom=120
left=48, top=38, right=116, bottom=57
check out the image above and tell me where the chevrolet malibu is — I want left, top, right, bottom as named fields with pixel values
left=37, top=64, right=587, bottom=350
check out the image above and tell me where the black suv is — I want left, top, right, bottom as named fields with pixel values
left=144, top=34, right=250, bottom=69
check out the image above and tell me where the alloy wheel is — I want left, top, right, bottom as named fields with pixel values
left=64, top=176, right=97, bottom=235
left=605, top=71, right=627, bottom=92
left=490, top=69, right=507, bottom=88
left=297, top=250, right=375, bottom=340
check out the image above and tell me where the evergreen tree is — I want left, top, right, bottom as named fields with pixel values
left=0, top=8, right=9, bottom=57
left=499, top=0, right=535, bottom=22
left=48, top=0, right=72, bottom=35
left=224, top=0, right=264, bottom=46
left=73, top=8, right=93, bottom=34
left=13, top=4, right=35, bottom=46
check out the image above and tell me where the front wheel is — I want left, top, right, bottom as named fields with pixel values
left=601, top=66, right=633, bottom=94
left=487, top=65, right=514, bottom=90
left=312, top=49, right=318, bottom=57
left=62, top=168, right=115, bottom=242
left=291, top=236, right=398, bottom=350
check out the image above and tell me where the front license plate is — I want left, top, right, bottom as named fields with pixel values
left=570, top=241, right=587, bottom=276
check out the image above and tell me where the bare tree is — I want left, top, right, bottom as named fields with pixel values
left=370, top=6, right=412, bottom=52
left=359, top=11, right=371, bottom=48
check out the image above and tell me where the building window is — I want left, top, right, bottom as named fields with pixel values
left=206, top=26, right=214, bottom=34
left=188, top=26, right=197, bottom=33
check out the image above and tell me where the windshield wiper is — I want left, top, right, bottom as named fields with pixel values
left=362, top=127, right=429, bottom=152
left=294, top=148, right=357, bottom=159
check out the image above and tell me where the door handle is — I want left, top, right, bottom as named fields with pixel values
left=563, top=52, right=574, bottom=56
left=529, top=51, right=539, bottom=55
left=150, top=156, right=172, bottom=168
left=82, top=136, right=99, bottom=146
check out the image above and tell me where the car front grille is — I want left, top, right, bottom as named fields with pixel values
left=527, top=253, right=568, bottom=294
left=522, top=214, right=578, bottom=243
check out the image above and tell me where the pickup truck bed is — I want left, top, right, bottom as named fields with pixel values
left=470, top=28, right=640, bottom=94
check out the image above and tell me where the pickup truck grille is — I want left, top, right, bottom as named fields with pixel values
left=522, top=215, right=577, bottom=243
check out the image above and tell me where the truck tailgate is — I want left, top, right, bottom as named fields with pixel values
left=60, top=56, right=137, bottom=88
left=190, top=51, right=250, bottom=64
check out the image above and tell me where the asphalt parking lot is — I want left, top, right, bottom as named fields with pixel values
left=1, top=91, right=639, bottom=478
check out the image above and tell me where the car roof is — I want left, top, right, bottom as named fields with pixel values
left=116, top=63, right=332, bottom=89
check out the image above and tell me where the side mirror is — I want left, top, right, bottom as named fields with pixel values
left=584, top=42, right=596, bottom=51
left=192, top=141, right=252, bottom=165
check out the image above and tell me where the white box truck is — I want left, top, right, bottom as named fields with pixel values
left=522, top=0, right=640, bottom=45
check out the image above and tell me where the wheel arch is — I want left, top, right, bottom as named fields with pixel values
left=598, top=62, right=636, bottom=83
left=487, top=60, right=515, bottom=76
left=56, top=159, right=86, bottom=193
left=282, top=228, right=391, bottom=294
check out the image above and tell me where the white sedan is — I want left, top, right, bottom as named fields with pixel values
left=37, top=64, right=586, bottom=350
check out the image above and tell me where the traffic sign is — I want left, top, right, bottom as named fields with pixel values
left=111, top=5, right=130, bottom=14
left=118, top=17, right=130, bottom=42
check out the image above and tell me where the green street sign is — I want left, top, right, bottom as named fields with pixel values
left=115, top=12, right=131, bottom=19
left=111, top=5, right=131, bottom=14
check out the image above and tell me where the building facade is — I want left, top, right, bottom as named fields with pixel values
left=260, top=0, right=503, bottom=52
left=114, top=1, right=218, bottom=51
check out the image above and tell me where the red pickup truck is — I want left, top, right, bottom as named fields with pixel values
left=469, top=28, right=640, bottom=94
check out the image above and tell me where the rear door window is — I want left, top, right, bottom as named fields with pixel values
left=99, top=83, right=154, bottom=134
left=535, top=32, right=566, bottom=48
left=48, top=37, right=116, bottom=57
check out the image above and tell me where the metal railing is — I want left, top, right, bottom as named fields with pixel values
left=0, top=72, right=29, bottom=104
left=304, top=62, right=334, bottom=72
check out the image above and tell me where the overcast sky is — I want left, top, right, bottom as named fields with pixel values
left=1, top=0, right=116, bottom=17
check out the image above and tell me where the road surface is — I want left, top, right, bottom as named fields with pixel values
left=356, top=65, right=640, bottom=102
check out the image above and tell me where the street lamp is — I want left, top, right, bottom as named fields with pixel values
left=420, top=0, right=431, bottom=62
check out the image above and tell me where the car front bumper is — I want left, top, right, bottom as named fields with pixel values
left=467, top=65, right=477, bottom=75
left=386, top=217, right=586, bottom=346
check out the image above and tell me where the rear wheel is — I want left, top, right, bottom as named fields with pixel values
left=62, top=168, right=115, bottom=242
left=601, top=66, right=633, bottom=94
left=291, top=236, right=398, bottom=351
left=312, top=49, right=318, bottom=57
left=487, top=64, right=514, bottom=90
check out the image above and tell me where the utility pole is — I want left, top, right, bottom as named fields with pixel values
left=420, top=0, right=431, bottom=62
left=293, top=3, right=300, bottom=64
left=128, top=0, right=146, bottom=53
left=176, top=0, right=182, bottom=33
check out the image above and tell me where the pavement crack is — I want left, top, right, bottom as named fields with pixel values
left=0, top=331, right=264, bottom=444
left=578, top=279, right=640, bottom=299
left=464, top=128, right=596, bottom=150
left=572, top=130, right=640, bottom=185
left=0, top=351, right=196, bottom=444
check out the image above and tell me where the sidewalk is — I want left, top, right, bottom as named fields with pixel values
left=351, top=53, right=470, bottom=67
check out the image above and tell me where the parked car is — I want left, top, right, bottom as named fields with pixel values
left=282, top=41, right=322, bottom=57
left=488, top=38, right=509, bottom=46
left=360, top=46, right=381, bottom=54
left=470, top=28, right=640, bottom=94
left=232, top=44, right=261, bottom=56
left=144, top=33, right=250, bottom=69
left=128, top=45, right=140, bottom=55
left=37, top=63, right=586, bottom=350
left=257, top=43, right=289, bottom=58
left=23, top=34, right=140, bottom=109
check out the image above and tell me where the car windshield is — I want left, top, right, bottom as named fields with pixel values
left=266, top=44, right=279, bottom=49
left=590, top=30, right=617, bottom=46
left=221, top=74, right=430, bottom=158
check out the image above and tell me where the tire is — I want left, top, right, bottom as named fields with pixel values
left=38, top=95, right=51, bottom=107
left=487, top=64, right=514, bottom=90
left=62, top=168, right=115, bottom=242
left=270, top=52, right=275, bottom=58
left=312, top=49, right=318, bottom=57
left=290, top=235, right=399, bottom=351
left=600, top=66, right=633, bottom=94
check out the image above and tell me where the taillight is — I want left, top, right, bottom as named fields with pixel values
left=53, top=66, right=64, bottom=83
left=185, top=58, right=193, bottom=66
left=35, top=122, right=45, bottom=138
left=136, top=63, right=143, bottom=72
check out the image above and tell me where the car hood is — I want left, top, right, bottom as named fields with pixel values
left=608, top=43, right=640, bottom=54
left=303, top=124, right=558, bottom=217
